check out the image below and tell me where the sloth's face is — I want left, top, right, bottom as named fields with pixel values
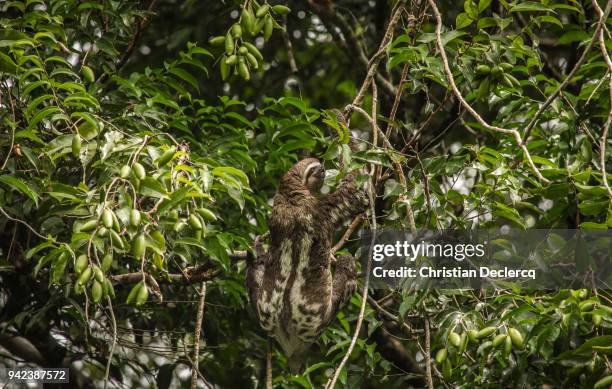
left=303, top=161, right=325, bottom=193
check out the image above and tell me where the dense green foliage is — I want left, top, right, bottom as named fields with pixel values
left=0, top=0, right=611, bottom=388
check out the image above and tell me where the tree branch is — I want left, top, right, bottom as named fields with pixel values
left=426, top=0, right=550, bottom=183
left=191, top=282, right=207, bottom=389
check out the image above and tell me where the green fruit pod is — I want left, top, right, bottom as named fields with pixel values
left=272, top=5, right=291, bottom=15
left=120, top=165, right=131, bottom=178
left=593, top=314, right=602, bottom=326
left=220, top=58, right=230, bottom=80
left=492, top=334, right=507, bottom=347
left=189, top=214, right=203, bottom=230
left=72, top=133, right=82, bottom=158
left=136, top=282, right=149, bottom=305
left=156, top=146, right=176, bottom=166
left=459, top=332, right=468, bottom=353
left=104, top=278, right=116, bottom=298
left=93, top=265, right=104, bottom=282
left=197, top=208, right=218, bottom=222
left=101, top=253, right=113, bottom=272
left=503, top=334, right=513, bottom=355
left=78, top=219, right=97, bottom=232
left=77, top=266, right=92, bottom=285
left=579, top=301, right=595, bottom=311
left=226, top=54, right=238, bottom=65
left=435, top=348, right=448, bottom=363
left=448, top=332, right=462, bottom=348
left=467, top=330, right=479, bottom=342
left=209, top=36, right=226, bottom=46
left=126, top=281, right=143, bottom=304
left=243, top=42, right=263, bottom=61
left=245, top=53, right=259, bottom=69
left=91, top=280, right=103, bottom=303
left=231, top=23, right=242, bottom=38
left=102, top=209, right=114, bottom=229
left=476, top=326, right=496, bottom=339
left=225, top=33, right=234, bottom=55
left=75, top=254, right=89, bottom=274
left=240, top=8, right=255, bottom=35
left=133, top=162, right=146, bottom=180
left=238, top=61, right=250, bottom=80
left=239, top=46, right=249, bottom=54
left=475, top=64, right=491, bottom=75
left=263, top=14, right=273, bottom=41
left=82, top=65, right=95, bottom=83
left=130, top=209, right=141, bottom=227
left=133, top=234, right=146, bottom=258
left=256, top=4, right=270, bottom=17
left=442, top=359, right=452, bottom=380
left=508, top=328, right=523, bottom=349
left=111, top=211, right=120, bottom=232
left=174, top=220, right=187, bottom=233
left=97, top=226, right=109, bottom=237
left=109, top=229, right=125, bottom=250
left=499, top=62, right=513, bottom=71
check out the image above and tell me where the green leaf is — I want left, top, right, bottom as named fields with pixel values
left=510, top=2, right=554, bottom=12
left=139, top=177, right=169, bottom=199
left=0, top=175, right=39, bottom=205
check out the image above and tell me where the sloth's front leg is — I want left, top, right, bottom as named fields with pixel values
left=325, top=254, right=358, bottom=324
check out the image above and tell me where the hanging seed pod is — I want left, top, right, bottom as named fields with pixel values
left=475, top=64, right=491, bottom=75
left=104, top=278, right=116, bottom=298
left=508, top=328, right=523, bottom=349
left=476, top=326, right=496, bottom=339
left=197, top=208, right=217, bottom=222
left=82, top=65, right=95, bottom=83
left=448, top=332, right=461, bottom=348
left=98, top=226, right=109, bottom=237
left=72, top=133, right=82, bottom=158
left=504, top=334, right=513, bottom=355
left=102, top=209, right=113, bottom=229
left=238, top=60, right=250, bottom=80
left=209, top=36, right=226, bottom=46
left=126, top=281, right=143, bottom=304
left=231, top=24, right=242, bottom=38
left=111, top=211, right=120, bottom=232
left=101, top=253, right=113, bottom=272
left=189, top=214, right=203, bottom=230
left=467, top=330, right=479, bottom=342
left=435, top=348, right=448, bottom=363
left=156, top=146, right=176, bottom=166
left=263, top=14, right=273, bottom=41
left=109, top=229, right=124, bottom=250
left=91, top=280, right=103, bottom=303
left=220, top=58, right=230, bottom=80
left=492, top=334, right=507, bottom=347
left=120, top=165, right=131, bottom=178
left=77, top=266, right=92, bottom=285
left=78, top=219, right=97, bottom=232
left=136, top=282, right=149, bottom=305
left=75, top=254, right=88, bottom=274
left=243, top=42, right=263, bottom=61
left=256, top=4, right=270, bottom=17
left=226, top=54, right=238, bottom=65
left=240, top=8, right=255, bottom=35
left=130, top=209, right=141, bottom=227
left=225, top=33, right=234, bottom=55
left=133, top=162, right=146, bottom=179
left=245, top=53, right=259, bottom=69
left=93, top=265, right=104, bottom=282
left=133, top=234, right=146, bottom=257
left=272, top=5, right=291, bottom=14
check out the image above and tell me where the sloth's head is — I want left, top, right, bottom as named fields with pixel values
left=280, top=158, right=325, bottom=195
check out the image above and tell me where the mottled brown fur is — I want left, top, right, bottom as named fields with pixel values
left=246, top=158, right=367, bottom=373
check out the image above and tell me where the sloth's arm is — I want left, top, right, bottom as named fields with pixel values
left=321, top=171, right=368, bottom=228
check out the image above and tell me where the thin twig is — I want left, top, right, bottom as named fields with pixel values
left=424, top=317, right=434, bottom=389
left=592, top=0, right=612, bottom=198
left=191, top=282, right=207, bottom=389
left=103, top=296, right=118, bottom=389
left=426, top=0, right=550, bottom=184
left=266, top=338, right=273, bottom=389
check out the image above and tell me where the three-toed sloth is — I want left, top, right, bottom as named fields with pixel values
left=246, top=158, right=368, bottom=373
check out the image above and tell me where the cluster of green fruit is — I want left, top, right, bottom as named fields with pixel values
left=73, top=252, right=115, bottom=304
left=209, top=2, right=291, bottom=80
left=474, top=62, right=521, bottom=98
left=434, top=326, right=524, bottom=379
